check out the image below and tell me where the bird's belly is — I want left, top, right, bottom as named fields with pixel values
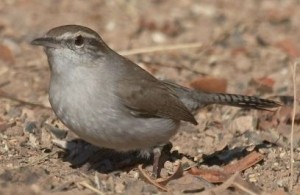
left=51, top=95, right=180, bottom=151
left=63, top=112, right=179, bottom=151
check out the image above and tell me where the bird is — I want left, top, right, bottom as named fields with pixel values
left=31, top=24, right=280, bottom=177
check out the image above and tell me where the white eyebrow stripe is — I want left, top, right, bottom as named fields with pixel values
left=57, top=31, right=99, bottom=40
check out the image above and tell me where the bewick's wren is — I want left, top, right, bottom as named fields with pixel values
left=31, top=25, right=280, bottom=177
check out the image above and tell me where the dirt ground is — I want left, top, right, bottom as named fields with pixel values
left=1, top=0, right=300, bottom=194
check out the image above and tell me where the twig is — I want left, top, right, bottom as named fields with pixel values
left=142, top=61, right=207, bottom=75
left=232, top=181, right=259, bottom=195
left=0, top=90, right=51, bottom=109
left=289, top=62, right=298, bottom=191
left=156, top=161, right=183, bottom=186
left=94, top=172, right=101, bottom=190
left=138, top=164, right=168, bottom=192
left=77, top=180, right=106, bottom=195
left=211, top=172, right=239, bottom=193
left=198, top=172, right=239, bottom=195
left=118, top=42, right=203, bottom=56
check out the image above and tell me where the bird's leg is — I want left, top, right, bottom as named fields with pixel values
left=152, top=142, right=173, bottom=178
left=152, top=146, right=162, bottom=178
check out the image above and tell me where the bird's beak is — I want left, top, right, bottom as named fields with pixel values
left=31, top=37, right=61, bottom=48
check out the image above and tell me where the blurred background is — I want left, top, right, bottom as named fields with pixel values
left=1, top=0, right=300, bottom=101
left=0, top=0, right=299, bottom=194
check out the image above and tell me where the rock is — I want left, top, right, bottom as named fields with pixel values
left=230, top=116, right=254, bottom=134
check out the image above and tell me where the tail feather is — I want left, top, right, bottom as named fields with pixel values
left=201, top=93, right=281, bottom=110
left=162, top=80, right=281, bottom=111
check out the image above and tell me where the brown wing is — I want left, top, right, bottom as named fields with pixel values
left=116, top=77, right=198, bottom=125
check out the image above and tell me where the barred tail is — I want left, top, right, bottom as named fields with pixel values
left=201, top=93, right=281, bottom=110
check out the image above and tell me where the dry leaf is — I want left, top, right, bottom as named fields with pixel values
left=190, top=76, right=227, bottom=93
left=156, top=161, right=183, bottom=186
left=0, top=44, right=15, bottom=64
left=138, top=165, right=168, bottom=191
left=188, top=167, right=230, bottom=183
left=249, top=77, right=275, bottom=93
left=275, top=39, right=299, bottom=58
left=188, top=151, right=264, bottom=183
left=223, top=151, right=264, bottom=174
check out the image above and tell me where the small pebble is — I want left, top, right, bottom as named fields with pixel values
left=129, top=170, right=139, bottom=180
left=249, top=177, right=257, bottom=183
left=115, top=182, right=125, bottom=193
left=164, top=160, right=173, bottom=171
left=258, top=148, right=269, bottom=154
left=279, top=152, right=286, bottom=158
left=151, top=32, right=166, bottom=43
left=272, top=162, right=280, bottom=171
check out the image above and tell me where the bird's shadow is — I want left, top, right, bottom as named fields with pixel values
left=56, top=139, right=146, bottom=174
left=200, top=142, right=271, bottom=166
left=56, top=139, right=179, bottom=174
left=57, top=139, right=272, bottom=174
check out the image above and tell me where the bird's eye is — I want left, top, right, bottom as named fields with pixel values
left=74, top=35, right=84, bottom=47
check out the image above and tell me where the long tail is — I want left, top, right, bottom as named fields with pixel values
left=162, top=80, right=281, bottom=111
left=197, top=93, right=281, bottom=110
